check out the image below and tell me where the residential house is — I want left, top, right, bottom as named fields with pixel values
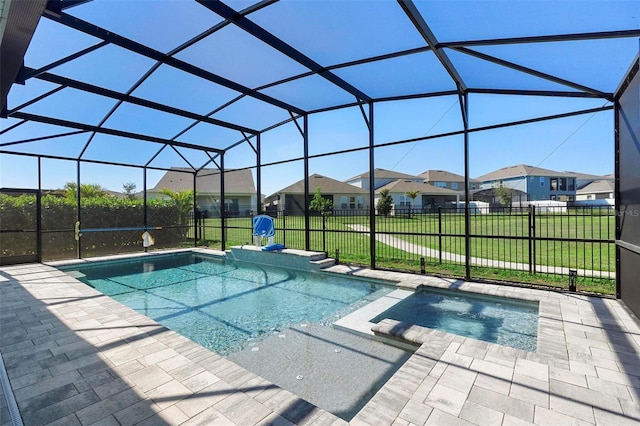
left=566, top=171, right=614, bottom=190
left=148, top=167, right=257, bottom=217
left=344, top=168, right=422, bottom=190
left=269, top=174, right=369, bottom=215
left=375, top=180, right=461, bottom=213
left=576, top=180, right=615, bottom=200
left=419, top=170, right=480, bottom=192
left=476, top=164, right=577, bottom=201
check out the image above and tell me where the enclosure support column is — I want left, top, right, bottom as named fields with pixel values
left=462, top=92, right=471, bottom=281
left=368, top=102, right=376, bottom=269
left=36, top=157, right=42, bottom=262
left=303, top=114, right=310, bottom=251
left=256, top=132, right=261, bottom=214
left=193, top=172, right=197, bottom=247
left=143, top=168, right=148, bottom=229
left=76, top=160, right=81, bottom=259
left=614, top=99, right=621, bottom=299
left=143, top=167, right=148, bottom=252
left=220, top=154, right=226, bottom=251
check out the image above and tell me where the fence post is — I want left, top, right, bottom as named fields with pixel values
left=569, top=269, right=577, bottom=292
left=528, top=205, right=532, bottom=273
left=282, top=210, right=286, bottom=247
left=322, top=213, right=326, bottom=253
left=531, top=205, right=536, bottom=274
left=438, top=207, right=443, bottom=264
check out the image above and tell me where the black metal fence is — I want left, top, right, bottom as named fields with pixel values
left=195, top=205, right=615, bottom=294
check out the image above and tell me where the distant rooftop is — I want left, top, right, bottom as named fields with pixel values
left=476, top=164, right=577, bottom=182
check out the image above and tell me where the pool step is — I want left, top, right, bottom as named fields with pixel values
left=310, top=257, right=336, bottom=270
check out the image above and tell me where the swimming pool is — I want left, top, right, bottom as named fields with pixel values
left=370, top=287, right=539, bottom=352
left=59, top=253, right=392, bottom=355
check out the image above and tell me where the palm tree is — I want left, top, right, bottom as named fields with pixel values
left=160, top=188, right=194, bottom=225
left=405, top=190, right=419, bottom=218
left=64, top=182, right=108, bottom=199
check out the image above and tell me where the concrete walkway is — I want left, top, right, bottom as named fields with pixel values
left=1, top=252, right=638, bottom=425
left=347, top=224, right=614, bottom=279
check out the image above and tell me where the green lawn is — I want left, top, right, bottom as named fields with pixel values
left=191, top=211, right=616, bottom=294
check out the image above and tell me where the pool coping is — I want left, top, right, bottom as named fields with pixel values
left=1, top=248, right=639, bottom=425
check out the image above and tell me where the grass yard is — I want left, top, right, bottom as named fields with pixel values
left=191, top=211, right=616, bottom=294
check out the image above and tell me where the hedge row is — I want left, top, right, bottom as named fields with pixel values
left=1, top=194, right=186, bottom=260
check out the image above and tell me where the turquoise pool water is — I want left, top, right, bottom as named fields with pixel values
left=371, top=287, right=539, bottom=352
left=60, top=253, right=391, bottom=355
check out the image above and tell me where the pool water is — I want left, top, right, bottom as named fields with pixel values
left=371, top=287, right=539, bottom=352
left=60, top=253, right=391, bottom=355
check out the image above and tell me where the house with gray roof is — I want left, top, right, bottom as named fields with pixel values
left=148, top=167, right=257, bottom=217
left=419, top=169, right=480, bottom=191
left=476, top=164, right=577, bottom=201
left=566, top=171, right=613, bottom=190
left=375, top=180, right=461, bottom=213
left=345, top=168, right=422, bottom=190
left=269, top=174, right=369, bottom=215
left=576, top=180, right=615, bottom=200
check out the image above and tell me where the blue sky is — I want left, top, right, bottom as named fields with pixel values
left=1, top=0, right=638, bottom=196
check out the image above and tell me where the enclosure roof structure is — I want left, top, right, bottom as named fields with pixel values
left=1, top=0, right=639, bottom=173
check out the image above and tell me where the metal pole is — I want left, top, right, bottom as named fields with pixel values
left=193, top=172, right=197, bottom=247
left=256, top=132, right=261, bottom=214
left=303, top=114, right=310, bottom=251
left=614, top=99, right=621, bottom=299
left=76, top=160, right=81, bottom=259
left=438, top=206, right=442, bottom=264
left=36, top=157, right=42, bottom=262
left=528, top=205, right=533, bottom=273
left=220, top=154, right=226, bottom=250
left=369, top=102, right=376, bottom=269
left=463, top=93, right=471, bottom=280
left=143, top=167, right=148, bottom=252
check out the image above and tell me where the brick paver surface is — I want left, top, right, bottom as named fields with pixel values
left=1, top=251, right=639, bottom=425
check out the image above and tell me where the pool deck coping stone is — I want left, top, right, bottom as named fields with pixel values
left=0, top=248, right=638, bottom=425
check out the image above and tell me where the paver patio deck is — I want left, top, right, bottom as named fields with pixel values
left=0, top=250, right=638, bottom=425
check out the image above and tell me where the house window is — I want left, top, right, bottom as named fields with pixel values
left=434, top=182, right=447, bottom=188
left=399, top=195, right=410, bottom=206
left=342, top=196, right=364, bottom=209
left=540, top=177, right=545, bottom=187
left=451, top=182, right=458, bottom=189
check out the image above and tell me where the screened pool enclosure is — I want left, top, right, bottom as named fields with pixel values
left=1, top=1, right=639, bottom=310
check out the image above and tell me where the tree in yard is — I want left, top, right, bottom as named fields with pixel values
left=495, top=185, right=513, bottom=206
left=309, top=187, right=333, bottom=216
left=404, top=190, right=419, bottom=218
left=309, top=187, right=333, bottom=253
left=376, top=189, right=393, bottom=217
left=160, top=188, right=195, bottom=225
left=122, top=182, right=137, bottom=199
left=64, top=182, right=108, bottom=199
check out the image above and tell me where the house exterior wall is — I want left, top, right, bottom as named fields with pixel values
left=480, top=176, right=576, bottom=201
left=426, top=180, right=478, bottom=191
left=280, top=193, right=369, bottom=215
